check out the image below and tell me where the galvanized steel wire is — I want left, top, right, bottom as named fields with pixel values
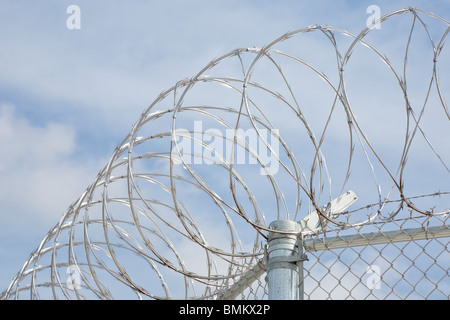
left=1, top=8, right=449, bottom=300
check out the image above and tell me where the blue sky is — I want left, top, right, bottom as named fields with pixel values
left=0, top=0, right=449, bottom=298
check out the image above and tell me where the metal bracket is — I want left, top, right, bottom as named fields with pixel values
left=298, top=190, right=358, bottom=232
left=266, top=253, right=308, bottom=272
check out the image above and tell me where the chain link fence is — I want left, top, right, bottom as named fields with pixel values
left=304, top=214, right=450, bottom=299
left=2, top=7, right=449, bottom=300
left=226, top=213, right=450, bottom=300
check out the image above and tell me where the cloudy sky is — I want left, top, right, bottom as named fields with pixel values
left=0, top=0, right=449, bottom=296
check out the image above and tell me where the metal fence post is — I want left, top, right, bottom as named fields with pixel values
left=267, top=220, right=305, bottom=300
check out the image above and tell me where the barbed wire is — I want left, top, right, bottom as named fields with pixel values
left=1, top=7, right=449, bottom=300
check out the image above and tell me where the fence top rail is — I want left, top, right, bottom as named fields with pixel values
left=304, top=224, right=450, bottom=252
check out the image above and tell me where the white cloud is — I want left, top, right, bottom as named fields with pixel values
left=1, top=1, right=449, bottom=298
left=0, top=104, right=102, bottom=227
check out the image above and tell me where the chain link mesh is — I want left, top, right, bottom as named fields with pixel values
left=303, top=214, right=450, bottom=300
left=1, top=7, right=449, bottom=300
